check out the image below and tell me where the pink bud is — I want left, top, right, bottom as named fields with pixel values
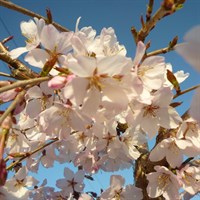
left=48, top=75, right=68, bottom=89
left=0, top=90, right=17, bottom=103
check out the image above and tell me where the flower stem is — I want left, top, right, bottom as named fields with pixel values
left=6, top=138, right=58, bottom=171
left=173, top=84, right=200, bottom=99
left=0, top=76, right=50, bottom=94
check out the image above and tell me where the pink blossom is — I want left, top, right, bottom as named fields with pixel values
left=100, top=175, right=142, bottom=200
left=48, top=75, right=68, bottom=89
left=56, top=168, right=85, bottom=197
left=149, top=137, right=183, bottom=168
left=10, top=18, right=45, bottom=59
left=177, top=164, right=200, bottom=195
left=146, top=166, right=180, bottom=200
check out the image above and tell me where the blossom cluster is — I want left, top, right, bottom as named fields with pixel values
left=0, top=17, right=200, bottom=200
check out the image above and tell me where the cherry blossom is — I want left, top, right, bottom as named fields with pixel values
left=24, top=23, right=73, bottom=74
left=149, top=137, right=183, bottom=168
left=10, top=18, right=45, bottom=59
left=176, top=164, right=200, bottom=195
left=56, top=167, right=85, bottom=198
left=146, top=166, right=180, bottom=200
left=129, top=87, right=182, bottom=138
left=1, top=4, right=200, bottom=199
left=5, top=166, right=38, bottom=199
left=100, top=175, right=142, bottom=200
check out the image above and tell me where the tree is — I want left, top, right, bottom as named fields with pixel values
left=0, top=0, right=200, bottom=199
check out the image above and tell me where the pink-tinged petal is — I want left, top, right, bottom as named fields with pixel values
left=62, top=77, right=89, bottom=106
left=40, top=24, right=59, bottom=50
left=143, top=77, right=163, bottom=90
left=166, top=147, right=183, bottom=168
left=97, top=55, right=132, bottom=76
left=176, top=42, right=200, bottom=72
left=189, top=87, right=200, bottom=125
left=102, top=83, right=129, bottom=112
left=74, top=170, right=85, bottom=183
left=141, top=116, right=158, bottom=139
left=124, top=185, right=143, bottom=200
left=133, top=41, right=146, bottom=66
left=48, top=76, right=68, bottom=89
left=10, top=47, right=29, bottom=59
left=57, top=32, right=73, bottom=54
left=146, top=173, right=163, bottom=198
left=64, top=167, right=74, bottom=180
left=25, top=99, right=42, bottom=118
left=24, top=176, right=39, bottom=187
left=153, top=87, right=173, bottom=107
left=142, top=56, right=165, bottom=73
left=110, top=175, right=125, bottom=188
left=0, top=89, right=17, bottom=102
left=149, top=143, right=166, bottom=162
left=67, top=56, right=96, bottom=77
left=25, top=49, right=49, bottom=68
left=82, top=87, right=101, bottom=117
left=184, top=26, right=200, bottom=43
left=158, top=107, right=182, bottom=129
left=175, top=139, right=193, bottom=150
left=71, top=35, right=87, bottom=55
left=26, top=85, right=42, bottom=99
left=56, top=179, right=67, bottom=189
left=15, top=166, right=27, bottom=180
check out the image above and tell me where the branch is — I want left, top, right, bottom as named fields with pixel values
left=0, top=0, right=70, bottom=32
left=0, top=72, right=13, bottom=78
left=6, top=138, right=58, bottom=170
left=145, top=39, right=178, bottom=57
left=0, top=76, right=50, bottom=93
left=131, top=0, right=186, bottom=43
left=0, top=42, right=38, bottom=79
left=173, top=84, right=200, bottom=99
left=0, top=90, right=26, bottom=126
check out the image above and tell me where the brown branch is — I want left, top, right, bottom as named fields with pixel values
left=0, top=76, right=50, bottom=93
left=173, top=84, right=200, bottom=99
left=0, top=0, right=70, bottom=32
left=146, top=0, right=154, bottom=22
left=132, top=0, right=186, bottom=44
left=0, top=42, right=38, bottom=79
left=0, top=90, right=26, bottom=126
left=6, top=138, right=58, bottom=170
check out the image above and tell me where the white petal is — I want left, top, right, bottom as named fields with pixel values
left=25, top=49, right=49, bottom=68
left=133, top=41, right=146, bottom=66
left=176, top=42, right=200, bottom=72
left=97, top=55, right=131, bottom=76
left=189, top=87, right=200, bottom=125
left=67, top=56, right=96, bottom=77
left=64, top=167, right=74, bottom=180
left=10, top=47, right=29, bottom=59
left=40, top=24, right=59, bottom=50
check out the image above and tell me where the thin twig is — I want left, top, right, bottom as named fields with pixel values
left=173, top=84, right=200, bottom=99
left=6, top=138, right=58, bottom=170
left=0, top=72, right=12, bottom=78
left=0, top=90, right=26, bottom=126
left=0, top=0, right=70, bottom=32
left=0, top=76, right=50, bottom=93
left=146, top=0, right=154, bottom=22
left=0, top=42, right=38, bottom=79
left=132, top=1, right=186, bottom=44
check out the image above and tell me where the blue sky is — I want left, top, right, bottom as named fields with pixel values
left=0, top=0, right=200, bottom=199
